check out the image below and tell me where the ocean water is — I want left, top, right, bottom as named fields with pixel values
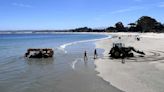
left=0, top=33, right=122, bottom=92
left=0, top=33, right=107, bottom=57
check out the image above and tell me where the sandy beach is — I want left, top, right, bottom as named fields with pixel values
left=95, top=32, right=164, bottom=92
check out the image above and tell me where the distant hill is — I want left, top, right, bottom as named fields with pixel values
left=70, top=16, right=164, bottom=33
left=1, top=16, right=164, bottom=33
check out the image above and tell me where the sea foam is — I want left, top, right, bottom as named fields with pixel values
left=59, top=35, right=112, bottom=53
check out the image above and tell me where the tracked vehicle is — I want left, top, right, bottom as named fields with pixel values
left=109, top=43, right=145, bottom=58
left=25, top=48, right=54, bottom=58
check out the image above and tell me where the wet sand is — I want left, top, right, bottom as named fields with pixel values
left=95, top=33, right=164, bottom=92
left=0, top=40, right=122, bottom=92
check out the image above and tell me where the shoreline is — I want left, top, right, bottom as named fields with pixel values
left=2, top=32, right=164, bottom=92
left=0, top=33, right=123, bottom=92
left=94, top=32, right=164, bottom=92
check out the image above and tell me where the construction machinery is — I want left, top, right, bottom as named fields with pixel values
left=25, top=48, right=54, bottom=58
left=109, top=43, right=145, bottom=58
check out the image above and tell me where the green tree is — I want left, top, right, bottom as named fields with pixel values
left=136, top=16, right=159, bottom=32
left=115, top=22, right=126, bottom=32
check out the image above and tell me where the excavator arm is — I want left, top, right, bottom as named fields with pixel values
left=130, top=47, right=145, bottom=55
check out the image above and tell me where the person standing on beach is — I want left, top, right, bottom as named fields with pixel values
left=84, top=51, right=88, bottom=61
left=94, top=49, right=98, bottom=59
left=121, top=53, right=125, bottom=64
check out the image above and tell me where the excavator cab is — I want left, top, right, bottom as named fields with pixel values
left=113, top=43, right=125, bottom=48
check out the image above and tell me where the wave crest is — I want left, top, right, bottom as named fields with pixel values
left=59, top=34, right=111, bottom=53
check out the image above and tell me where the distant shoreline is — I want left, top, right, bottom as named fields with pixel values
left=1, top=31, right=164, bottom=34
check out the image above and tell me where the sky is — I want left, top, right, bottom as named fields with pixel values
left=0, top=0, right=164, bottom=30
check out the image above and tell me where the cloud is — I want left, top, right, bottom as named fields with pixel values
left=158, top=2, right=164, bottom=7
left=111, top=6, right=145, bottom=14
left=93, top=2, right=163, bottom=20
left=12, top=3, right=32, bottom=8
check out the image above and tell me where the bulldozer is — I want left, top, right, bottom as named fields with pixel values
left=25, top=48, right=54, bottom=58
left=109, top=43, right=145, bottom=59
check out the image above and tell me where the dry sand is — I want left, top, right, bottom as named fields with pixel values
left=95, top=32, right=164, bottom=92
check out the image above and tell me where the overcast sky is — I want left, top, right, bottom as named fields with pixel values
left=0, top=0, right=164, bottom=30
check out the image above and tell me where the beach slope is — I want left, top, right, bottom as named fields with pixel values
left=95, top=33, right=164, bottom=92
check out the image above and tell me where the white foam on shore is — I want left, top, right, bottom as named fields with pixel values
left=71, top=58, right=82, bottom=70
left=59, top=34, right=112, bottom=53
left=71, top=59, right=78, bottom=70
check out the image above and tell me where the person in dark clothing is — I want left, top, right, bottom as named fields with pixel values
left=94, top=49, right=98, bottom=59
left=137, top=37, right=140, bottom=41
left=84, top=51, right=88, bottom=61
left=121, top=53, right=125, bottom=64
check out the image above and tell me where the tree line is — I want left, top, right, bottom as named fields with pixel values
left=70, top=16, right=164, bottom=33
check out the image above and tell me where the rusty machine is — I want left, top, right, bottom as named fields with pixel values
left=25, top=48, right=54, bottom=58
left=109, top=43, right=145, bottom=58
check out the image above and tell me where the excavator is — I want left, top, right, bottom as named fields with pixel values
left=109, top=43, right=145, bottom=58
left=25, top=48, right=54, bottom=58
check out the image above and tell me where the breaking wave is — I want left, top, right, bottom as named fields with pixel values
left=58, top=34, right=111, bottom=53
